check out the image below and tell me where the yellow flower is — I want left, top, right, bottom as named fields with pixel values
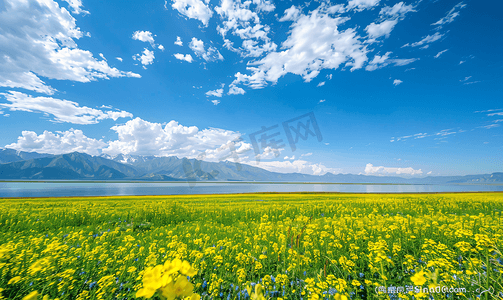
left=8, top=276, right=22, bottom=284
left=22, top=291, right=39, bottom=300
left=411, top=271, right=427, bottom=286
left=160, top=276, right=195, bottom=300
left=179, top=261, right=198, bottom=277
left=334, top=294, right=348, bottom=300
left=246, top=284, right=266, bottom=300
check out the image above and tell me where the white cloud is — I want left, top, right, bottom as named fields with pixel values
left=392, top=129, right=458, bottom=142
left=317, top=82, right=325, bottom=87
left=393, top=79, right=402, bottom=86
left=427, top=171, right=432, bottom=175
left=228, top=85, right=245, bottom=95
left=0, top=0, right=140, bottom=95
left=0, top=91, right=133, bottom=125
left=215, top=0, right=277, bottom=58
left=460, top=76, right=472, bottom=82
left=365, top=52, right=418, bottom=71
left=478, top=124, right=500, bottom=129
left=327, top=74, right=333, bottom=80
left=171, top=0, right=213, bottom=26
left=301, top=152, right=313, bottom=157
left=174, top=53, right=194, bottom=63
left=279, top=5, right=301, bottom=22
left=319, top=99, right=326, bottom=103
left=244, top=159, right=340, bottom=175
left=175, top=36, right=183, bottom=46
left=206, top=88, right=224, bottom=97
left=62, top=0, right=89, bottom=15
left=116, top=57, right=123, bottom=62
left=403, top=32, right=443, bottom=48
left=347, top=0, right=380, bottom=11
left=6, top=129, right=107, bottom=156
left=103, top=117, right=250, bottom=158
left=189, top=38, right=224, bottom=62
left=252, top=0, right=275, bottom=12
left=365, top=163, right=423, bottom=176
left=379, top=2, right=415, bottom=18
left=133, top=49, right=155, bottom=66
left=432, top=2, right=466, bottom=29
left=158, top=45, right=165, bottom=51
left=283, top=155, right=295, bottom=160
left=434, top=49, right=449, bottom=58
left=488, top=112, right=503, bottom=117
left=231, top=5, right=368, bottom=89
left=366, top=19, right=398, bottom=39
left=132, top=30, right=156, bottom=47
left=211, top=100, right=220, bottom=105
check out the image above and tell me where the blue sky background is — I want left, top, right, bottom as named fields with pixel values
left=0, top=0, right=502, bottom=176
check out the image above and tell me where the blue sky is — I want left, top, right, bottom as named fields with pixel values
left=0, top=0, right=502, bottom=176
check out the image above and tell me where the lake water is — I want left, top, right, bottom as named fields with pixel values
left=0, top=181, right=502, bottom=198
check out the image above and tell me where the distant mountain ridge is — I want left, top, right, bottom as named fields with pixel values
left=0, top=150, right=502, bottom=183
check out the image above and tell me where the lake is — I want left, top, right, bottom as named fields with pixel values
left=0, top=181, right=502, bottom=198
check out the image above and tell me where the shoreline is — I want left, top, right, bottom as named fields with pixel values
left=1, top=190, right=503, bottom=200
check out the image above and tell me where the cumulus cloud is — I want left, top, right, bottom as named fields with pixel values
left=228, top=85, right=245, bottom=95
left=62, top=0, right=89, bottom=15
left=171, top=0, right=213, bottom=26
left=365, top=52, right=418, bottom=71
left=6, top=129, right=107, bottom=156
left=231, top=5, right=368, bottom=89
left=189, top=38, right=224, bottom=62
left=279, top=5, right=301, bottom=22
left=379, top=2, right=415, bottom=18
left=0, top=0, right=139, bottom=95
left=0, top=91, right=133, bottom=125
left=365, top=163, right=423, bottom=176
left=116, top=57, right=123, bottom=62
left=211, top=100, right=220, bottom=105
left=215, top=0, right=277, bottom=58
left=402, top=32, right=444, bottom=48
left=347, top=0, right=380, bottom=11
left=206, top=88, right=224, bottom=97
left=366, top=19, right=398, bottom=39
left=174, top=53, right=194, bottom=63
left=103, top=117, right=250, bottom=158
left=132, top=30, right=156, bottom=47
left=317, top=82, right=325, bottom=87
left=393, top=79, right=402, bottom=86
left=133, top=49, right=155, bottom=66
left=174, top=36, right=183, bottom=46
left=432, top=2, right=466, bottom=30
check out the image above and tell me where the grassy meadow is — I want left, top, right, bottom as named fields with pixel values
left=0, top=193, right=502, bottom=300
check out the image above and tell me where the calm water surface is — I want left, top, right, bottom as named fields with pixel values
left=0, top=181, right=502, bottom=198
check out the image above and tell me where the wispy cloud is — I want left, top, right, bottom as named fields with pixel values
left=434, top=49, right=449, bottom=58
left=402, top=32, right=444, bottom=48
left=432, top=2, right=467, bottom=30
left=0, top=91, right=133, bottom=125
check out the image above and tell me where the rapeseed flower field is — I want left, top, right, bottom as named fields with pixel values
left=0, top=192, right=502, bottom=299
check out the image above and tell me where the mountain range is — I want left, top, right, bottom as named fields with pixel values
left=0, top=149, right=502, bottom=183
